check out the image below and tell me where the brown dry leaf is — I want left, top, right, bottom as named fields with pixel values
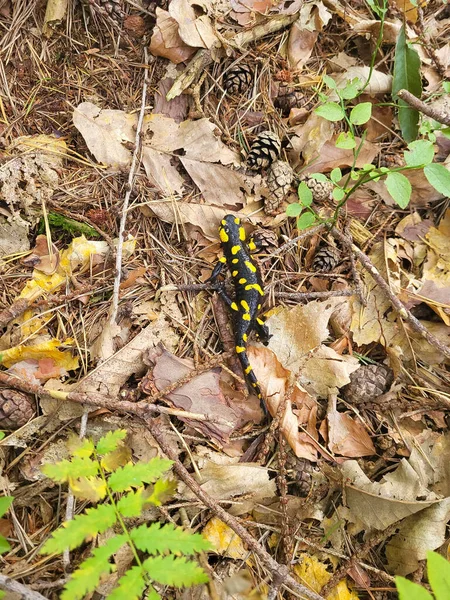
left=153, top=67, right=189, bottom=123
left=42, top=0, right=68, bottom=37
left=146, top=344, right=241, bottom=443
left=22, top=235, right=59, bottom=275
left=288, top=111, right=334, bottom=169
left=169, top=0, right=217, bottom=49
left=391, top=0, right=418, bottom=24
left=141, top=146, right=185, bottom=196
left=333, top=66, right=392, bottom=95
left=341, top=459, right=438, bottom=531
left=302, top=136, right=379, bottom=174
left=395, top=212, right=433, bottom=242
left=149, top=8, right=196, bottom=64
left=287, top=1, right=332, bottom=70
left=363, top=98, right=393, bottom=142
left=353, top=19, right=401, bottom=44
left=247, top=346, right=319, bottom=461
left=230, top=0, right=274, bottom=25
left=326, top=394, right=375, bottom=457
left=72, top=102, right=136, bottom=168
left=180, top=451, right=277, bottom=516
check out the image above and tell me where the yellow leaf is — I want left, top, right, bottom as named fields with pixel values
left=294, top=554, right=359, bottom=600
left=101, top=446, right=132, bottom=472
left=202, top=517, right=248, bottom=560
left=69, top=476, right=107, bottom=502
left=0, top=338, right=79, bottom=370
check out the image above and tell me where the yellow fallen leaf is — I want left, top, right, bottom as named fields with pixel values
left=202, top=517, right=248, bottom=560
left=294, top=554, right=359, bottom=600
left=0, top=338, right=79, bottom=370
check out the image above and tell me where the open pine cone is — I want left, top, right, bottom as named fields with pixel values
left=342, top=364, right=394, bottom=405
left=246, top=131, right=281, bottom=171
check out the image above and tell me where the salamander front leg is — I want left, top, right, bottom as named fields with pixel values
left=254, top=316, right=271, bottom=346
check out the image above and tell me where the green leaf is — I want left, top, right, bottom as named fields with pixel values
left=0, top=432, right=5, bottom=441
left=404, top=140, right=435, bottom=167
left=443, top=82, right=450, bottom=93
left=349, top=102, right=372, bottom=125
left=107, top=566, right=147, bottom=600
left=322, top=75, right=337, bottom=90
left=108, top=458, right=173, bottom=493
left=333, top=187, right=345, bottom=202
left=340, top=78, right=362, bottom=100
left=117, top=490, right=146, bottom=518
left=67, top=437, right=95, bottom=459
left=297, top=212, right=317, bottom=230
left=0, top=496, right=13, bottom=518
left=143, top=555, right=209, bottom=587
left=307, top=173, right=329, bottom=182
left=0, top=537, right=11, bottom=554
left=41, top=504, right=117, bottom=554
left=315, top=102, right=345, bottom=122
left=145, top=586, right=161, bottom=600
left=298, top=182, right=313, bottom=207
left=424, top=163, right=450, bottom=196
left=392, top=25, right=422, bottom=142
left=42, top=456, right=99, bottom=483
left=286, top=203, right=303, bottom=217
left=0, top=590, right=5, bottom=599
left=61, top=535, right=127, bottom=600
left=361, top=163, right=376, bottom=172
left=385, top=172, right=412, bottom=208
left=131, top=523, right=211, bottom=556
left=335, top=131, right=356, bottom=149
left=330, top=168, right=342, bottom=183
left=427, top=551, right=450, bottom=600
left=96, top=430, right=128, bottom=455
left=395, top=576, right=433, bottom=600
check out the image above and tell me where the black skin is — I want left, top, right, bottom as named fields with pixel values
left=207, top=214, right=270, bottom=412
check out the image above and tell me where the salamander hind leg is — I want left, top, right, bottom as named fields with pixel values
left=235, top=343, right=267, bottom=415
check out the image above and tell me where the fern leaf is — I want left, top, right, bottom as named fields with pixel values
left=143, top=555, right=209, bottom=587
left=117, top=490, right=146, bottom=518
left=147, top=478, right=177, bottom=506
left=96, top=430, right=127, bottom=455
left=41, top=504, right=116, bottom=554
left=131, top=523, right=211, bottom=556
left=42, top=456, right=98, bottom=483
left=70, top=476, right=107, bottom=503
left=108, top=458, right=173, bottom=493
left=101, top=445, right=132, bottom=473
left=67, top=436, right=95, bottom=459
left=61, top=534, right=127, bottom=600
left=106, top=565, right=147, bottom=600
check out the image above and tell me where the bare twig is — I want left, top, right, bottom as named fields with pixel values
left=0, top=575, right=48, bottom=600
left=396, top=89, right=450, bottom=126
left=268, top=225, right=327, bottom=259
left=275, top=290, right=353, bottom=301
left=331, top=227, right=450, bottom=360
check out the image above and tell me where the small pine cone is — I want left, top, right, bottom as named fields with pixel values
left=265, top=160, right=294, bottom=215
left=301, top=177, right=333, bottom=202
left=87, top=0, right=124, bottom=22
left=342, top=364, right=394, bottom=405
left=0, top=389, right=36, bottom=429
left=274, top=87, right=305, bottom=116
left=312, top=245, right=341, bottom=272
left=251, top=228, right=278, bottom=251
left=246, top=131, right=281, bottom=171
left=286, top=455, right=314, bottom=497
left=223, top=64, right=253, bottom=95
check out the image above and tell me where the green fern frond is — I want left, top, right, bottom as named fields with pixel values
left=42, top=456, right=99, bottom=483
left=131, top=523, right=211, bottom=556
left=41, top=504, right=116, bottom=554
left=96, top=430, right=128, bottom=455
left=117, top=489, right=146, bottom=518
left=106, top=565, right=147, bottom=600
left=108, top=458, right=173, bottom=493
left=143, top=555, right=209, bottom=587
left=61, top=535, right=127, bottom=600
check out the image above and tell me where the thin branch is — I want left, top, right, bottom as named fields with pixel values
left=331, top=227, right=450, bottom=360
left=0, top=575, right=48, bottom=600
left=275, top=290, right=353, bottom=301
left=396, top=89, right=450, bottom=126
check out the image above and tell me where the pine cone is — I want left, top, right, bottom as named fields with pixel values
left=223, top=64, right=253, bottom=95
left=274, top=87, right=305, bottom=116
left=85, top=0, right=124, bottom=23
left=251, top=227, right=278, bottom=251
left=301, top=177, right=333, bottom=202
left=312, top=245, right=341, bottom=272
left=0, top=389, right=36, bottom=429
left=342, top=364, right=394, bottom=405
left=286, top=455, right=314, bottom=497
left=246, top=131, right=281, bottom=171
left=265, top=160, right=294, bottom=215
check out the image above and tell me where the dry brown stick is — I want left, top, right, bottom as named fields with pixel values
left=276, top=290, right=353, bottom=301
left=0, top=575, right=47, bottom=600
left=268, top=224, right=327, bottom=259
left=396, top=89, right=450, bottom=126
left=143, top=417, right=326, bottom=600
left=331, top=227, right=450, bottom=360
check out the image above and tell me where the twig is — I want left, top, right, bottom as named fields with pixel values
left=343, top=221, right=366, bottom=307
left=275, top=290, right=353, bottom=301
left=331, top=227, right=450, bottom=360
left=268, top=225, right=327, bottom=259
left=0, top=575, right=48, bottom=600
left=109, top=47, right=150, bottom=330
left=396, top=89, right=450, bottom=126
left=144, top=417, right=325, bottom=600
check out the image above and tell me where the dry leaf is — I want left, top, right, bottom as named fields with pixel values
left=149, top=8, right=196, bottom=64
left=287, top=1, right=332, bottom=70
left=353, top=19, right=401, bottom=44
left=43, top=0, right=68, bottom=37
left=169, top=0, right=217, bottom=49
left=326, top=394, right=376, bottom=457
left=230, top=0, right=275, bottom=25
left=22, top=235, right=59, bottom=275
left=333, top=66, right=392, bottom=95
left=202, top=517, right=247, bottom=559
left=142, top=146, right=185, bottom=196
left=294, top=554, right=359, bottom=600
left=146, top=201, right=230, bottom=240
left=302, top=136, right=379, bottom=174
left=153, top=69, right=189, bottom=122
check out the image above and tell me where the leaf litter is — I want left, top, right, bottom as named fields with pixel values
left=1, top=0, right=450, bottom=598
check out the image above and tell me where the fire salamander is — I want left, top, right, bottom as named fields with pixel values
left=208, top=214, right=270, bottom=410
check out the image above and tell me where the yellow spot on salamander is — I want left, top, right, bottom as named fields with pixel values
left=221, top=219, right=227, bottom=226
left=232, top=258, right=239, bottom=264
left=236, top=346, right=245, bottom=353
left=245, top=284, right=264, bottom=296
left=234, top=217, right=240, bottom=224
left=231, top=245, right=241, bottom=255
left=257, top=317, right=265, bottom=325
left=232, top=270, right=238, bottom=277
left=219, top=229, right=229, bottom=243
left=245, top=260, right=257, bottom=273
left=231, top=302, right=238, bottom=311
left=242, top=333, right=248, bottom=341
left=239, top=227, right=246, bottom=241
left=248, top=240, right=257, bottom=251
left=252, top=382, right=257, bottom=387
left=242, top=313, right=251, bottom=321
left=219, top=256, right=227, bottom=263
left=245, top=365, right=252, bottom=374
left=239, top=277, right=247, bottom=284
left=241, top=300, right=250, bottom=311
left=257, top=304, right=261, bottom=309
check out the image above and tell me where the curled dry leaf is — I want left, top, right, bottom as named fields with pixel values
left=169, top=0, right=217, bottom=49
left=326, top=394, right=376, bottom=457
left=287, top=1, right=332, bottom=70
left=22, top=235, right=59, bottom=275
left=333, top=66, right=393, bottom=96
left=302, top=135, right=379, bottom=174
left=149, top=8, right=196, bottom=64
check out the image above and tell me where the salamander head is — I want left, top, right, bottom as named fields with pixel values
left=219, top=214, right=246, bottom=245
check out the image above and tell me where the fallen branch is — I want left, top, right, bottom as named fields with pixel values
left=0, top=574, right=47, bottom=600
left=396, top=89, right=450, bottom=126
